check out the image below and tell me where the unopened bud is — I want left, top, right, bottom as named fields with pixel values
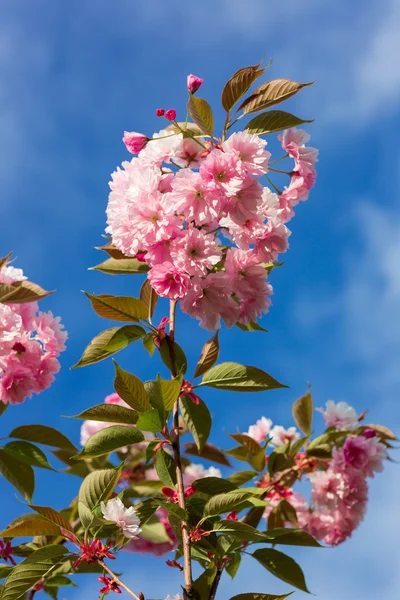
left=122, top=131, right=149, bottom=154
left=187, top=74, right=203, bottom=94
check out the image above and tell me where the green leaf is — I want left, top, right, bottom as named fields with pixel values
left=184, top=442, right=232, bottom=467
left=0, top=403, right=8, bottom=417
left=229, top=434, right=266, bottom=472
left=192, top=477, right=237, bottom=495
left=227, top=471, right=257, bottom=486
left=229, top=594, right=293, bottom=600
left=3, top=442, right=54, bottom=470
left=222, top=63, right=267, bottom=112
left=193, top=332, right=219, bottom=379
left=0, top=565, right=13, bottom=580
left=113, top=362, right=151, bottom=411
left=204, top=490, right=256, bottom=517
left=133, top=499, right=159, bottom=525
left=200, top=362, right=286, bottom=392
left=180, top=394, right=211, bottom=452
left=68, top=403, right=139, bottom=425
left=266, top=528, right=321, bottom=547
left=0, top=518, right=60, bottom=538
left=139, top=279, right=158, bottom=320
left=226, top=553, right=241, bottom=579
left=142, top=333, right=156, bottom=356
left=72, top=325, right=146, bottom=368
left=29, top=505, right=75, bottom=534
left=245, top=110, right=313, bottom=136
left=213, top=520, right=271, bottom=542
left=85, top=293, right=148, bottom=322
left=46, top=575, right=77, bottom=587
left=136, top=409, right=163, bottom=432
left=78, top=501, right=94, bottom=530
left=78, top=465, right=123, bottom=510
left=242, top=506, right=265, bottom=529
left=359, top=424, right=398, bottom=441
left=192, top=565, right=217, bottom=599
left=292, top=389, right=313, bottom=435
left=0, top=450, right=34, bottom=502
left=236, top=321, right=268, bottom=332
left=252, top=548, right=310, bottom=593
left=75, top=425, right=144, bottom=459
left=156, top=375, right=181, bottom=412
left=90, top=257, right=149, bottom=275
left=9, top=425, right=76, bottom=451
left=155, top=448, right=176, bottom=488
left=0, top=545, right=68, bottom=600
left=159, top=339, right=188, bottom=376
left=187, top=95, right=214, bottom=136
left=239, top=79, right=313, bottom=114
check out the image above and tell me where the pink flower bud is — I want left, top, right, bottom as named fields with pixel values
left=122, top=131, right=149, bottom=154
left=156, top=108, right=165, bottom=117
left=187, top=74, right=203, bottom=94
left=165, top=109, right=177, bottom=121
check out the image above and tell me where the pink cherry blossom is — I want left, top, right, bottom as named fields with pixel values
left=101, top=498, right=141, bottom=539
left=139, top=129, right=183, bottom=167
left=222, top=131, right=271, bottom=176
left=247, top=417, right=273, bottom=443
left=33, top=311, right=68, bottom=355
left=200, top=149, right=242, bottom=194
left=170, top=229, right=222, bottom=276
left=269, top=425, right=300, bottom=447
left=123, top=131, right=149, bottom=154
left=183, top=463, right=222, bottom=486
left=333, top=436, right=387, bottom=478
left=180, top=275, right=240, bottom=330
left=169, top=169, right=221, bottom=225
left=148, top=262, right=190, bottom=300
left=318, top=400, right=359, bottom=431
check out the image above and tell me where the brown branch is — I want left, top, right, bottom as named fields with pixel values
left=208, top=567, right=223, bottom=600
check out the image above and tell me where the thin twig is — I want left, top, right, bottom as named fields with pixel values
left=99, top=561, right=141, bottom=600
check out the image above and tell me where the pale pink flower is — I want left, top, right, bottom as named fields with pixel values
left=173, top=138, right=205, bottom=169
left=222, top=132, right=271, bottom=176
left=224, top=249, right=268, bottom=297
left=170, top=169, right=220, bottom=225
left=0, top=265, right=27, bottom=283
left=183, top=463, right=222, bottom=486
left=333, top=436, right=386, bottom=478
left=139, top=129, right=183, bottom=167
left=170, top=229, right=222, bottom=276
left=180, top=275, right=240, bottom=330
left=144, top=240, right=174, bottom=267
left=187, top=74, right=203, bottom=93
left=33, top=311, right=68, bottom=355
left=318, top=400, right=358, bottom=431
left=200, top=149, right=242, bottom=194
left=104, top=392, right=129, bottom=407
left=247, top=417, right=273, bottom=443
left=309, top=470, right=344, bottom=510
left=254, top=220, right=291, bottom=263
left=0, top=305, right=23, bottom=356
left=101, top=498, right=141, bottom=539
left=270, top=425, right=300, bottom=447
left=80, top=419, right=109, bottom=446
left=123, top=131, right=149, bottom=154
left=222, top=177, right=263, bottom=224
left=148, top=262, right=190, bottom=300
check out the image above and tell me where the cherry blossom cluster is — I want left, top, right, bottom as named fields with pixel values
left=106, top=104, right=318, bottom=330
left=247, top=401, right=388, bottom=546
left=0, top=265, right=67, bottom=405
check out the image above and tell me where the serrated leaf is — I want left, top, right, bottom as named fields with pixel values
left=193, top=477, right=237, bottom=495
left=159, top=339, right=188, bottom=376
left=0, top=518, right=60, bottom=538
left=155, top=448, right=177, bottom=488
left=204, top=490, right=255, bottom=517
left=187, top=95, right=214, bottom=136
left=133, top=499, right=159, bottom=525
left=292, top=389, right=313, bottom=435
left=266, top=528, right=321, bottom=547
left=72, top=327, right=122, bottom=368
left=242, top=506, right=265, bottom=529
left=3, top=442, right=54, bottom=470
left=245, top=110, right=313, bottom=136
left=239, top=79, right=313, bottom=114
left=184, top=442, right=231, bottom=467
left=74, top=425, right=144, bottom=459
left=0, top=545, right=68, bottom=600
left=78, top=501, right=94, bottom=530
left=200, top=362, right=286, bottom=392
left=29, top=506, right=75, bottom=534
left=91, top=257, right=149, bottom=275
left=9, top=425, right=76, bottom=451
left=85, top=293, right=148, bottom=322
left=136, top=409, right=163, bottom=432
left=155, top=375, right=181, bottom=412
left=253, top=548, right=310, bottom=593
left=227, top=471, right=257, bottom=486
left=222, top=63, right=267, bottom=112
left=142, top=333, right=156, bottom=356
left=78, top=466, right=123, bottom=510
left=180, top=394, right=211, bottom=452
left=113, top=362, right=151, bottom=411
left=0, top=565, right=13, bottom=579
left=0, top=280, right=54, bottom=304
left=46, top=575, right=77, bottom=587
left=193, top=331, right=219, bottom=379
left=68, top=403, right=139, bottom=425
left=139, top=279, right=158, bottom=320
left=213, top=520, right=271, bottom=542
left=0, top=450, right=34, bottom=502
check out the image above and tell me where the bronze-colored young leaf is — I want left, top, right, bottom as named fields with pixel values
left=0, top=252, right=12, bottom=271
left=184, top=442, right=232, bottom=467
left=236, top=321, right=268, bottom=332
left=0, top=517, right=60, bottom=538
left=90, top=257, right=149, bottom=275
left=222, top=63, right=267, bottom=112
left=229, top=594, right=293, bottom=600
left=113, top=362, right=151, bottom=411
left=0, top=280, right=54, bottom=304
left=140, top=279, right=158, bottom=320
left=359, top=424, right=398, bottom=441
left=9, top=425, right=76, bottom=451
left=85, top=293, right=148, bottom=322
left=292, top=389, right=313, bottom=435
left=0, top=450, right=35, bottom=503
left=245, top=110, right=313, bottom=136
left=95, top=242, right=126, bottom=259
left=194, top=331, right=219, bottom=378
left=239, top=79, right=313, bottom=114
left=187, top=95, right=214, bottom=136
left=68, top=403, right=138, bottom=425
left=30, top=505, right=76, bottom=534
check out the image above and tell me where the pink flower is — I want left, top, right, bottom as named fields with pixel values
left=183, top=463, right=222, bottom=486
left=180, top=275, right=240, bottom=330
left=187, top=74, right=203, bottom=94
left=222, top=132, right=271, bottom=176
left=101, top=498, right=141, bottom=539
left=165, top=109, right=177, bottom=121
left=269, top=425, right=300, bottom=447
left=156, top=108, right=165, bottom=116
left=139, top=129, right=184, bottom=167
left=200, top=149, right=242, bottom=194
left=122, top=131, right=149, bottom=154
left=173, top=138, right=205, bottom=169
left=222, top=177, right=263, bottom=224
left=148, top=262, right=190, bottom=300
left=169, top=169, right=221, bottom=225
left=247, top=417, right=272, bottom=443
left=333, top=436, right=386, bottom=477
left=254, top=220, right=290, bottom=263
left=33, top=311, right=68, bottom=355
left=318, top=400, right=358, bottom=431
left=170, top=229, right=222, bottom=276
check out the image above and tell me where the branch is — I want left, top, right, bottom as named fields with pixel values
left=208, top=567, right=223, bottom=600
left=99, top=561, right=141, bottom=600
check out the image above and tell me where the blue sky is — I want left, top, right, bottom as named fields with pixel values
left=1, top=0, right=400, bottom=598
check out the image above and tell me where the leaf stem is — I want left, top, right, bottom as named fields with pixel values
left=98, top=561, right=141, bottom=600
